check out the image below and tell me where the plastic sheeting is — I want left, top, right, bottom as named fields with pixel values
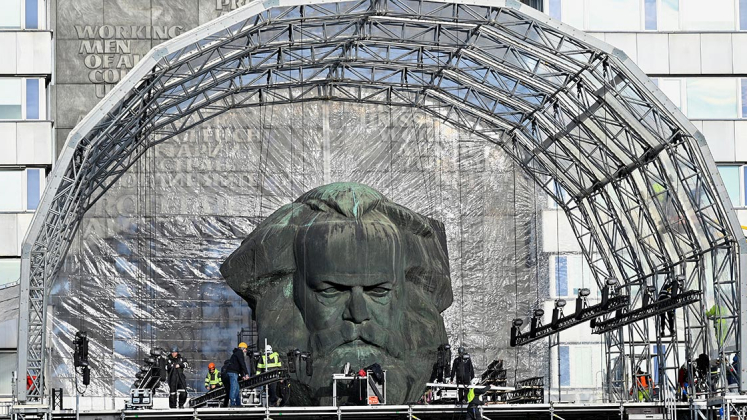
left=49, top=102, right=552, bottom=398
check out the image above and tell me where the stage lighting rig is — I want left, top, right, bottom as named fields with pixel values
left=286, top=349, right=313, bottom=376
left=591, top=288, right=700, bottom=334
left=73, top=331, right=90, bottom=386
left=510, top=281, right=629, bottom=347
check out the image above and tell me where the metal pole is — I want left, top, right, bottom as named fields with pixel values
left=75, top=370, right=79, bottom=420
left=264, top=338, right=268, bottom=409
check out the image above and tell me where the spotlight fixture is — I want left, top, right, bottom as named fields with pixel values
left=512, top=318, right=524, bottom=327
left=578, top=288, right=591, bottom=297
left=646, top=285, right=657, bottom=294
left=555, top=299, right=567, bottom=309
left=533, top=309, right=545, bottom=317
left=606, top=277, right=618, bottom=286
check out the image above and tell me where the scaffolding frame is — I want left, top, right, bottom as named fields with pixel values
left=15, top=0, right=747, bottom=407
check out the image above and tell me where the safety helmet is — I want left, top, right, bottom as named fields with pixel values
left=471, top=378, right=480, bottom=385
left=171, top=346, right=178, bottom=353
left=458, top=347, right=465, bottom=354
left=238, top=342, right=248, bottom=349
left=208, top=362, right=216, bottom=370
left=266, top=344, right=273, bottom=353
left=358, top=369, right=367, bottom=377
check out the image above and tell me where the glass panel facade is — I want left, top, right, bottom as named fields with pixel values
left=741, top=0, right=747, bottom=30
left=26, top=79, right=39, bottom=120
left=659, top=79, right=682, bottom=109
left=718, top=165, right=740, bottom=205
left=741, top=79, right=747, bottom=118
left=573, top=347, right=594, bottom=387
left=588, top=0, right=641, bottom=31
left=660, top=0, right=680, bottom=30
left=0, top=0, right=21, bottom=28
left=681, top=0, right=736, bottom=30
left=0, top=259, right=20, bottom=285
left=686, top=78, right=738, bottom=119
left=0, top=353, right=15, bottom=395
left=644, top=0, right=657, bottom=30
left=559, top=346, right=570, bottom=386
left=25, top=0, right=38, bottom=29
left=27, top=168, right=41, bottom=210
left=561, top=0, right=584, bottom=29
left=0, top=170, right=23, bottom=211
left=0, top=79, right=22, bottom=120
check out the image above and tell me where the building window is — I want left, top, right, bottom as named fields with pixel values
left=0, top=0, right=41, bottom=29
left=660, top=0, right=679, bottom=30
left=741, top=79, right=747, bottom=118
left=740, top=0, right=747, bottom=30
left=0, top=259, right=20, bottom=286
left=0, top=168, right=45, bottom=212
left=27, top=168, right=42, bottom=210
left=680, top=0, right=736, bottom=30
left=554, top=255, right=568, bottom=296
left=644, top=0, right=657, bottom=29
left=686, top=79, right=738, bottom=120
left=0, top=78, right=45, bottom=120
left=551, top=254, right=597, bottom=297
left=718, top=165, right=741, bottom=206
left=0, top=352, right=15, bottom=395
left=572, top=346, right=594, bottom=387
left=559, top=346, right=570, bottom=386
left=549, top=0, right=561, bottom=20
left=588, top=0, right=641, bottom=31
left=659, top=79, right=682, bottom=110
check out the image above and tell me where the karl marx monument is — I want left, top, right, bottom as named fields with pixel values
left=221, top=182, right=454, bottom=405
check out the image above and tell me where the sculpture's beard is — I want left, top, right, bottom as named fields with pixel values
left=254, top=282, right=447, bottom=405
left=309, top=321, right=404, bottom=359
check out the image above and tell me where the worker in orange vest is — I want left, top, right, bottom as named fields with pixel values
left=633, top=368, right=652, bottom=402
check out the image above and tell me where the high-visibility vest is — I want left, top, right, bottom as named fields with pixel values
left=256, top=352, right=281, bottom=374
left=205, top=370, right=222, bottom=387
left=467, top=388, right=476, bottom=403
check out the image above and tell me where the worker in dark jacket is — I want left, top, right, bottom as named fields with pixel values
left=658, top=278, right=677, bottom=336
left=220, top=359, right=231, bottom=407
left=226, top=342, right=250, bottom=406
left=450, top=347, right=475, bottom=404
left=166, top=346, right=189, bottom=408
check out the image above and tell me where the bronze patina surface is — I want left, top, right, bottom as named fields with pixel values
left=221, top=182, right=453, bottom=405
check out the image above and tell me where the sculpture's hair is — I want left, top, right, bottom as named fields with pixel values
left=220, top=182, right=453, bottom=313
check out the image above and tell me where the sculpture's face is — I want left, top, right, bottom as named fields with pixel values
left=294, top=221, right=405, bottom=363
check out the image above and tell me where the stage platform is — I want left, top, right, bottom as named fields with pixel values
left=29, top=401, right=718, bottom=420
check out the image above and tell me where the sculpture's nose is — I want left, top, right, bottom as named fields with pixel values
left=343, top=286, right=371, bottom=324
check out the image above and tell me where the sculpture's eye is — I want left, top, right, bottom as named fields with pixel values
left=318, top=286, right=344, bottom=298
left=366, top=285, right=391, bottom=297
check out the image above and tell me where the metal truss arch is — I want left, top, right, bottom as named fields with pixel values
left=17, top=0, right=747, bottom=404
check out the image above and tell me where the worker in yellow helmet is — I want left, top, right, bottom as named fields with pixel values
left=226, top=342, right=250, bottom=407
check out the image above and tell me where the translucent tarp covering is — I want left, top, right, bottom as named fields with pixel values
left=50, top=102, right=558, bottom=399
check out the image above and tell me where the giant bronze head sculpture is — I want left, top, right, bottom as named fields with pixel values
left=221, top=182, right=453, bottom=404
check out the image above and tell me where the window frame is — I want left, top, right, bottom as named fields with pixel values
left=0, top=167, right=46, bottom=213
left=0, top=0, right=44, bottom=30
left=0, top=77, right=46, bottom=121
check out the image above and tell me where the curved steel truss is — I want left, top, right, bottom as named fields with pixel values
left=17, top=0, right=746, bottom=404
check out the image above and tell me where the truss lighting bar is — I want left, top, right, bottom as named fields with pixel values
left=511, top=286, right=629, bottom=347
left=592, top=290, right=701, bottom=334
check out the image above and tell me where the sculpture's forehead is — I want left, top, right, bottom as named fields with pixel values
left=296, top=220, right=403, bottom=284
